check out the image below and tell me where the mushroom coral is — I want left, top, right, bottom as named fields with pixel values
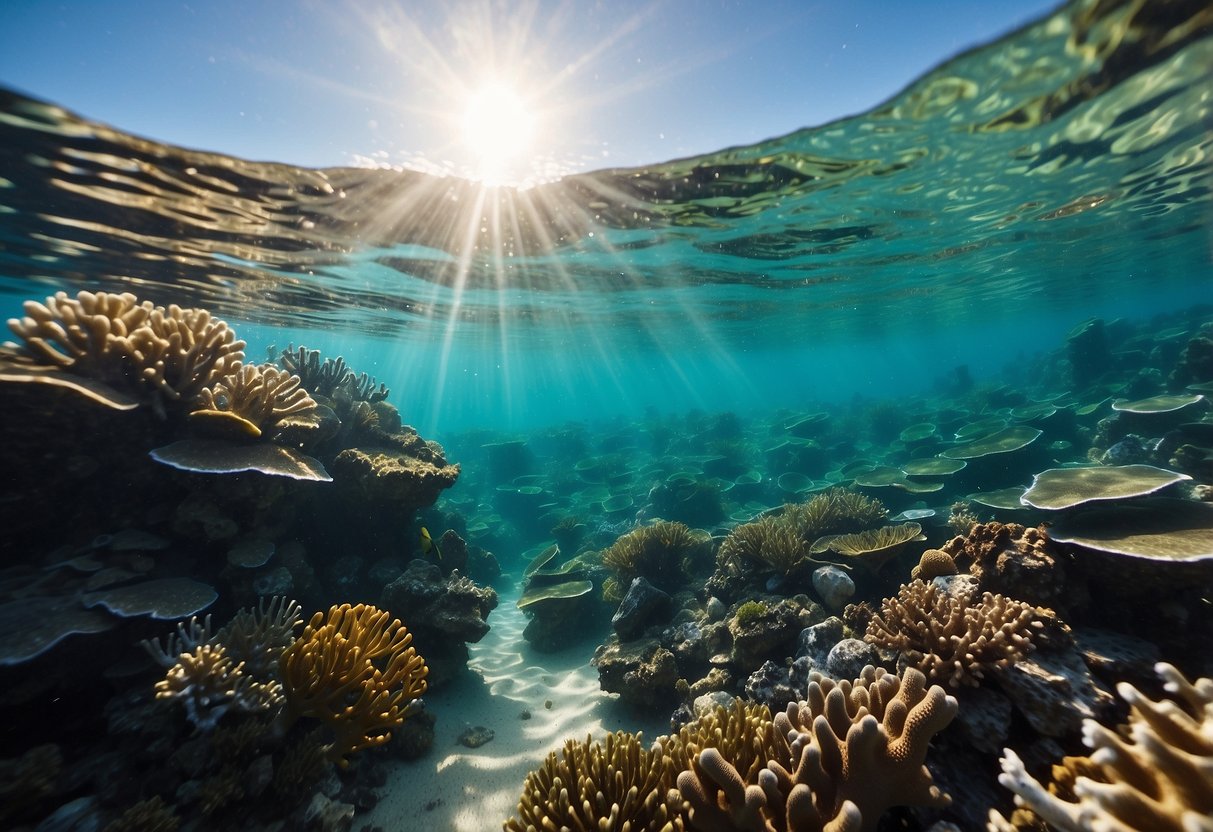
left=277, top=603, right=428, bottom=766
left=992, top=662, right=1213, bottom=832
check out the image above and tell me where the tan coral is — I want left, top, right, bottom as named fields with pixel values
left=993, top=662, right=1213, bottom=832
left=675, top=668, right=956, bottom=832
left=864, top=580, right=1045, bottom=688
left=192, top=363, right=316, bottom=439
left=911, top=549, right=958, bottom=581
left=277, top=603, right=428, bottom=766
left=717, top=514, right=812, bottom=577
left=505, top=731, right=684, bottom=832
left=129, top=304, right=245, bottom=405
left=5, top=290, right=245, bottom=411
left=155, top=643, right=283, bottom=731
left=772, top=667, right=954, bottom=831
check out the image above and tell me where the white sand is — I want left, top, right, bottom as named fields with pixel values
left=363, top=584, right=670, bottom=831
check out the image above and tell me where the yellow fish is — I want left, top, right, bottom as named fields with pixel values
left=420, top=526, right=442, bottom=561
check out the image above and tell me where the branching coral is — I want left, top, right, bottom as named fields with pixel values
left=993, top=662, right=1213, bottom=832
left=505, top=731, right=684, bottom=832
left=154, top=643, right=284, bottom=732
left=674, top=668, right=956, bottom=832
left=783, top=488, right=888, bottom=541
left=768, top=666, right=956, bottom=832
left=864, top=580, right=1045, bottom=688
left=671, top=699, right=793, bottom=830
left=277, top=603, right=428, bottom=766
left=191, top=363, right=316, bottom=439
left=602, top=520, right=709, bottom=591
left=278, top=344, right=388, bottom=403
left=718, top=515, right=812, bottom=577
left=214, top=595, right=302, bottom=678
left=6, top=290, right=245, bottom=410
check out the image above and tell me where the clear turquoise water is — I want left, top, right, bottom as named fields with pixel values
left=0, top=0, right=1209, bottom=438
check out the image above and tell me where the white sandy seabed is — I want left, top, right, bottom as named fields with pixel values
left=363, top=583, right=670, bottom=831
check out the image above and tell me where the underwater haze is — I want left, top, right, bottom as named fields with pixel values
left=2, top=1, right=1213, bottom=831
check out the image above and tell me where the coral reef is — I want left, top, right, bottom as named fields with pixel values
left=993, top=662, right=1213, bottom=832
left=380, top=559, right=498, bottom=686
left=864, top=579, right=1047, bottom=688
left=504, top=731, right=682, bottom=832
left=717, top=515, right=811, bottom=578
left=941, top=523, right=1073, bottom=614
left=278, top=603, right=429, bottom=766
left=5, top=290, right=245, bottom=410
left=602, top=520, right=711, bottom=593
left=191, top=363, right=316, bottom=439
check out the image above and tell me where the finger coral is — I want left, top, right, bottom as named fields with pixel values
left=675, top=667, right=956, bottom=832
left=504, top=730, right=683, bottom=832
left=5, top=290, right=245, bottom=411
left=767, top=666, right=956, bottom=832
left=864, top=580, right=1045, bottom=688
left=993, top=662, right=1213, bottom=832
left=192, top=363, right=317, bottom=439
left=277, top=603, right=428, bottom=766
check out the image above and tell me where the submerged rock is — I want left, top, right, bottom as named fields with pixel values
left=811, top=565, right=855, bottom=611
left=592, top=637, right=680, bottom=710
left=612, top=577, right=672, bottom=641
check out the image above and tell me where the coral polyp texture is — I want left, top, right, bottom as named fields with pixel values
left=717, top=514, right=811, bottom=577
left=504, top=730, right=683, bottom=832
left=992, top=662, right=1213, bottom=832
left=677, top=667, right=956, bottom=832
left=277, top=603, right=428, bottom=766
left=504, top=668, right=955, bottom=832
left=5, top=289, right=245, bottom=410
left=864, top=580, right=1045, bottom=688
left=191, top=363, right=316, bottom=439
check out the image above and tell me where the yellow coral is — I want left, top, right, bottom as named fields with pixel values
left=505, top=731, right=683, bottom=832
left=278, top=603, right=428, bottom=766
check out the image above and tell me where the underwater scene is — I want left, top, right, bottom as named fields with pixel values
left=1, top=1, right=1212, bottom=831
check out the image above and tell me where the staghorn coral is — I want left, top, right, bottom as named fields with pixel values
left=154, top=643, right=284, bottom=732
left=131, top=304, right=245, bottom=405
left=7, top=290, right=153, bottom=377
left=865, top=580, right=1045, bottom=688
left=602, top=520, right=709, bottom=591
left=993, top=662, right=1213, bottom=832
left=718, top=515, right=812, bottom=577
left=277, top=603, right=428, bottom=766
left=504, top=730, right=684, bottom=832
left=191, top=363, right=316, bottom=439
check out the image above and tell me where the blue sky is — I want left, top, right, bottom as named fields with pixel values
left=0, top=1, right=1059, bottom=182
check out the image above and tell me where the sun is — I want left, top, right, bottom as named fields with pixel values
left=460, top=81, right=536, bottom=184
